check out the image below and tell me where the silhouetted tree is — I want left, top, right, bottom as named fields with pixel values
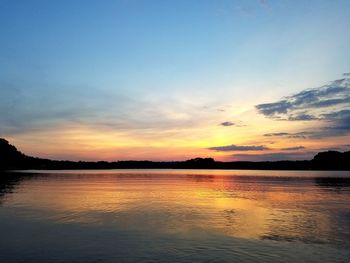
left=1, top=138, right=350, bottom=171
left=0, top=139, right=26, bottom=170
left=312, top=150, right=350, bottom=170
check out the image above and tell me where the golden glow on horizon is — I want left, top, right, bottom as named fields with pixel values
left=6, top=99, right=350, bottom=162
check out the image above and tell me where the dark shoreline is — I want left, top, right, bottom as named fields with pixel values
left=1, top=138, right=350, bottom=171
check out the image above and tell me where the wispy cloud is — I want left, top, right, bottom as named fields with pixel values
left=264, top=132, right=289, bottom=137
left=263, top=132, right=312, bottom=139
left=288, top=114, right=319, bottom=121
left=256, top=77, right=350, bottom=119
left=208, top=144, right=270, bottom=151
left=0, top=79, right=221, bottom=138
left=280, top=146, right=305, bottom=151
left=256, top=75, right=350, bottom=137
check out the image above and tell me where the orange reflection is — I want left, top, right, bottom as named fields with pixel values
left=6, top=170, right=349, bottom=243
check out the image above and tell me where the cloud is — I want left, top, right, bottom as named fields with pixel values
left=233, top=152, right=315, bottom=161
left=256, top=75, right=350, bottom=137
left=288, top=114, right=319, bottom=121
left=208, top=144, right=270, bottom=151
left=220, top=121, right=235, bottom=126
left=264, top=132, right=289, bottom=137
left=0, top=81, right=134, bottom=135
left=255, top=100, right=291, bottom=116
left=321, top=109, right=350, bottom=119
left=263, top=132, right=312, bottom=139
left=280, top=146, right=305, bottom=151
left=256, top=77, right=350, bottom=120
left=309, top=96, right=350, bottom=108
left=0, top=79, right=224, bottom=138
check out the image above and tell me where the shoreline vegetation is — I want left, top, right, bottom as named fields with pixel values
left=1, top=138, right=350, bottom=171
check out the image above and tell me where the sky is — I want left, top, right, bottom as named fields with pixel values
left=1, top=0, right=350, bottom=161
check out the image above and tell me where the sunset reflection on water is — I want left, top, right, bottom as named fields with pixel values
left=1, top=170, right=349, bottom=262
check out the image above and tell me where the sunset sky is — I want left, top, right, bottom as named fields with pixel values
left=1, top=0, right=350, bottom=161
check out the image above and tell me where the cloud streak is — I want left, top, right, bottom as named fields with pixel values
left=280, top=146, right=305, bottom=151
left=0, top=79, right=223, bottom=138
left=208, top=144, right=270, bottom=151
left=263, top=132, right=312, bottom=139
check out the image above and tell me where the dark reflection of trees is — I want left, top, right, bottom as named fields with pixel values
left=314, top=177, right=350, bottom=192
left=0, top=172, right=34, bottom=205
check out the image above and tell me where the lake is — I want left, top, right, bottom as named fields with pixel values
left=1, top=169, right=350, bottom=262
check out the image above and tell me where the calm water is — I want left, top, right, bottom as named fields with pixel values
left=1, top=170, right=350, bottom=263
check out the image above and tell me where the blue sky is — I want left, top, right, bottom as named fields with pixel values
left=1, top=0, right=350, bottom=161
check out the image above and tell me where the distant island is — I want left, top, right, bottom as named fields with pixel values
left=1, top=138, right=350, bottom=171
